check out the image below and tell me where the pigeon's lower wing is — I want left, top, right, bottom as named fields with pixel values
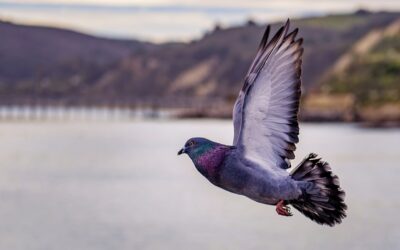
left=233, top=20, right=303, bottom=170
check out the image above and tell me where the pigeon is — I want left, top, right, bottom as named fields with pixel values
left=178, top=20, right=347, bottom=226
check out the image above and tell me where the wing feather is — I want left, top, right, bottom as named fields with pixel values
left=232, top=20, right=303, bottom=170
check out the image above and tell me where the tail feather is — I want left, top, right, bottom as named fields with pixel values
left=289, top=153, right=347, bottom=226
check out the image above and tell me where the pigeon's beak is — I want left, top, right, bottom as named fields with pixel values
left=177, top=147, right=187, bottom=155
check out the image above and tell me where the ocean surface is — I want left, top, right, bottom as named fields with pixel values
left=0, top=120, right=399, bottom=250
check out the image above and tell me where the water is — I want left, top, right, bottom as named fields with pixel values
left=0, top=120, right=399, bottom=250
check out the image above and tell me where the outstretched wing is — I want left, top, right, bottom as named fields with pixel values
left=232, top=20, right=303, bottom=170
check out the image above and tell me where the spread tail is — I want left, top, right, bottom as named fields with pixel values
left=289, top=153, right=347, bottom=226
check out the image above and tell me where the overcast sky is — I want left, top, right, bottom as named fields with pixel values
left=0, top=0, right=399, bottom=42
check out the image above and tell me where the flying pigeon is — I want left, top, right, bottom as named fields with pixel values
left=178, top=20, right=347, bottom=226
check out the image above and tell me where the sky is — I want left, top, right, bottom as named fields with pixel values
left=0, top=0, right=399, bottom=42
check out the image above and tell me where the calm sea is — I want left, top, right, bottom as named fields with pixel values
left=0, top=120, right=398, bottom=250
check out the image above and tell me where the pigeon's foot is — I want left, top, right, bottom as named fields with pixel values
left=276, top=200, right=292, bottom=216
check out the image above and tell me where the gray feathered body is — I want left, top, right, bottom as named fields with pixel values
left=216, top=149, right=301, bottom=205
left=189, top=143, right=346, bottom=226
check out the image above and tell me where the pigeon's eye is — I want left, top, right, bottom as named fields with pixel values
left=188, top=141, right=195, bottom=147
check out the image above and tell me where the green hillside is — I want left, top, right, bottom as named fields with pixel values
left=313, top=20, right=400, bottom=126
left=321, top=30, right=400, bottom=107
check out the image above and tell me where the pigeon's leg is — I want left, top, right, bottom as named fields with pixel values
left=276, top=200, right=292, bottom=216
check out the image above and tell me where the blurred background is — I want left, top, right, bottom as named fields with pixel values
left=0, top=1, right=399, bottom=249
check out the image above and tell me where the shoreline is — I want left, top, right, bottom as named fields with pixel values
left=0, top=105, right=397, bottom=128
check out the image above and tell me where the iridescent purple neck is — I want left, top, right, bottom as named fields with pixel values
left=193, top=145, right=230, bottom=180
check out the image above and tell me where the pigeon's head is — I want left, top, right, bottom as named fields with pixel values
left=177, top=137, right=216, bottom=159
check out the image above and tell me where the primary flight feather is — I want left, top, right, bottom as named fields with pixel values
left=178, top=20, right=347, bottom=226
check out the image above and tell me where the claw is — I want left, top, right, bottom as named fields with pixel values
left=276, top=200, right=293, bottom=217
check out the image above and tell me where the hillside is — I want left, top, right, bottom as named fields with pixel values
left=314, top=19, right=400, bottom=126
left=0, top=11, right=399, bottom=115
left=0, top=20, right=155, bottom=104
left=83, top=11, right=400, bottom=107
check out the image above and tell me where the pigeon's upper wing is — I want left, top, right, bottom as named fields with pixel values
left=232, top=20, right=303, bottom=170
